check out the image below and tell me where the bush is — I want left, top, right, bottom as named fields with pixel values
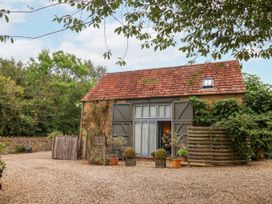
left=124, top=147, right=136, bottom=159
left=151, top=151, right=155, bottom=158
left=244, top=74, right=272, bottom=114
left=0, top=143, right=6, bottom=173
left=210, top=99, right=240, bottom=123
left=154, top=149, right=167, bottom=160
left=177, top=147, right=188, bottom=157
left=47, top=130, right=64, bottom=139
left=15, top=144, right=26, bottom=153
left=0, top=160, right=6, bottom=172
left=0, top=143, right=6, bottom=153
left=189, top=96, right=211, bottom=126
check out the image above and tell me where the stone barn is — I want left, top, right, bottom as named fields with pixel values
left=80, top=60, right=245, bottom=160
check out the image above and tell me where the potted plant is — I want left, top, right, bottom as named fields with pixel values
left=124, top=147, right=136, bottom=166
left=109, top=136, right=127, bottom=166
left=154, top=148, right=167, bottom=168
left=169, top=133, right=182, bottom=169
left=177, top=147, right=188, bottom=162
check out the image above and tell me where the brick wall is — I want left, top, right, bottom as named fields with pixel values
left=181, top=93, right=244, bottom=104
left=0, top=137, right=52, bottom=153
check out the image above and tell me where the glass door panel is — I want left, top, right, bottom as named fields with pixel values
left=134, top=122, right=141, bottom=155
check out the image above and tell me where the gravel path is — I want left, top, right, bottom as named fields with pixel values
left=0, top=152, right=272, bottom=204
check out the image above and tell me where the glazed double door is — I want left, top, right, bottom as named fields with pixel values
left=134, top=121, right=156, bottom=157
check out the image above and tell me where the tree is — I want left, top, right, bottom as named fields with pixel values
left=1, top=1, right=272, bottom=63
left=244, top=74, right=272, bottom=114
left=0, top=50, right=106, bottom=136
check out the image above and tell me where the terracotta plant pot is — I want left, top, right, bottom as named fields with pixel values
left=155, top=159, right=166, bottom=168
left=172, top=159, right=181, bottom=169
left=125, top=158, right=136, bottom=166
left=110, top=156, right=119, bottom=166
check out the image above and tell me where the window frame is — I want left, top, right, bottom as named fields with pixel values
left=202, top=77, right=214, bottom=89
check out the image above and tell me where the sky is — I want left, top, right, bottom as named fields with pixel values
left=0, top=0, right=271, bottom=84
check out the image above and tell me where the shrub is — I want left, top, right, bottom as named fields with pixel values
left=244, top=74, right=272, bottom=114
left=124, top=147, right=136, bottom=159
left=0, top=160, right=6, bottom=172
left=189, top=96, right=211, bottom=126
left=210, top=99, right=240, bottom=123
left=177, top=147, right=188, bottom=157
left=0, top=143, right=6, bottom=173
left=0, top=143, right=6, bottom=153
left=151, top=151, right=155, bottom=158
left=47, top=130, right=64, bottom=139
left=15, top=144, right=26, bottom=153
left=154, top=149, right=167, bottom=160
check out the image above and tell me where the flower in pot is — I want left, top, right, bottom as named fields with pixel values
left=177, top=147, right=188, bottom=163
left=154, top=148, right=167, bottom=168
left=124, top=147, right=136, bottom=166
left=108, top=136, right=127, bottom=165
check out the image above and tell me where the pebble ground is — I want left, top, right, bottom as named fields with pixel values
left=0, top=152, right=272, bottom=204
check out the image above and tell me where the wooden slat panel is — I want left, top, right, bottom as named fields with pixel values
left=52, top=136, right=78, bottom=160
left=188, top=126, right=245, bottom=165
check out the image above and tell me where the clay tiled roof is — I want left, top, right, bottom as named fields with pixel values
left=82, top=60, right=245, bottom=101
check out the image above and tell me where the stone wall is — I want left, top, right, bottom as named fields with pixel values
left=0, top=137, right=52, bottom=153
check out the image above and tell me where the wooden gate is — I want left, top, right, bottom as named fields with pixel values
left=52, top=136, right=79, bottom=160
left=173, top=101, right=193, bottom=146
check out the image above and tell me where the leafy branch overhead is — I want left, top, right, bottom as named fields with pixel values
left=1, top=1, right=272, bottom=62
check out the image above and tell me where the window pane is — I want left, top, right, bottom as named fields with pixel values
left=135, top=106, right=142, bottom=118
left=134, top=123, right=141, bottom=154
left=165, top=105, right=170, bottom=117
left=150, top=105, right=156, bottom=117
left=159, top=105, right=164, bottom=117
left=143, top=106, right=149, bottom=117
left=142, top=123, right=149, bottom=156
left=149, top=122, right=156, bottom=155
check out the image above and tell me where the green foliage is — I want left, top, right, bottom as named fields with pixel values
left=189, top=96, right=211, bottom=126
left=42, top=0, right=272, bottom=62
left=47, top=130, right=64, bottom=139
left=177, top=147, right=188, bottom=157
left=0, top=160, right=6, bottom=171
left=210, top=99, right=240, bottom=123
left=0, top=50, right=106, bottom=136
left=190, top=74, right=272, bottom=161
left=0, top=143, right=6, bottom=154
left=15, top=144, right=26, bottom=153
left=0, top=143, right=6, bottom=172
left=244, top=74, right=272, bottom=114
left=154, top=149, right=167, bottom=160
left=124, top=147, right=136, bottom=159
left=151, top=151, right=155, bottom=158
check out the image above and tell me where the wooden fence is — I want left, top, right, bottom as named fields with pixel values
left=188, top=126, right=246, bottom=165
left=52, top=136, right=79, bottom=160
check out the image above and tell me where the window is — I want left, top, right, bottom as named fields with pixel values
left=134, top=104, right=171, bottom=118
left=202, top=77, right=214, bottom=88
left=135, top=106, right=142, bottom=118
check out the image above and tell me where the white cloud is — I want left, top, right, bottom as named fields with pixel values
left=0, top=39, right=43, bottom=62
left=59, top=22, right=186, bottom=72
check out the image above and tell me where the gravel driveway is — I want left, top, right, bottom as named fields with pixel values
left=0, top=152, right=272, bottom=204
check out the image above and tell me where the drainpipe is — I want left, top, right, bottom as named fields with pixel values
left=79, top=101, right=85, bottom=159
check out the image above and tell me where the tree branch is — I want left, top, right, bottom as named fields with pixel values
left=1, top=3, right=63, bottom=14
